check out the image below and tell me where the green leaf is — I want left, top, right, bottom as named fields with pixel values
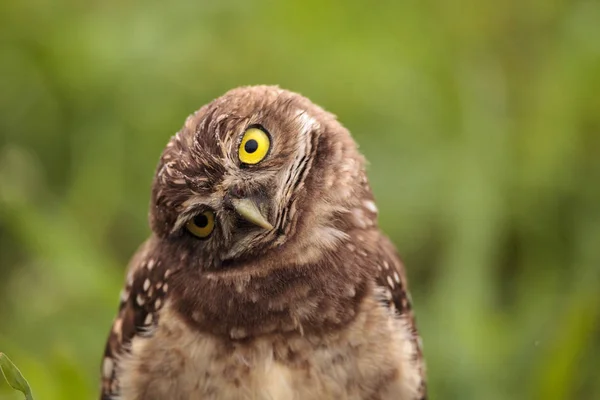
left=0, top=352, right=34, bottom=400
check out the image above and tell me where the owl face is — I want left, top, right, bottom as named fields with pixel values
left=150, top=86, right=371, bottom=270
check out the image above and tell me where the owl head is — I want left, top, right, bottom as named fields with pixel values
left=150, top=86, right=377, bottom=271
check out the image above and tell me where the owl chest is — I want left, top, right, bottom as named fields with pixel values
left=120, top=331, right=345, bottom=400
left=117, top=302, right=415, bottom=400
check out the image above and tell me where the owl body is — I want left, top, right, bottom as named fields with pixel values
left=101, top=86, right=426, bottom=400
left=116, top=292, right=418, bottom=400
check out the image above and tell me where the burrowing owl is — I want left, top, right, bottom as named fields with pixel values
left=100, top=86, right=426, bottom=400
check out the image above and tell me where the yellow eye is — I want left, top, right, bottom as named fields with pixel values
left=186, top=211, right=215, bottom=239
left=238, top=127, right=270, bottom=165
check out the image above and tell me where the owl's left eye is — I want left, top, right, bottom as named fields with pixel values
left=238, top=126, right=271, bottom=165
left=186, top=211, right=215, bottom=239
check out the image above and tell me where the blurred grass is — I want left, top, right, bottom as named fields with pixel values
left=0, top=353, right=34, bottom=400
left=0, top=0, right=599, bottom=399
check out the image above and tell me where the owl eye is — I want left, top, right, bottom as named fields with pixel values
left=186, top=211, right=215, bottom=239
left=238, top=127, right=270, bottom=165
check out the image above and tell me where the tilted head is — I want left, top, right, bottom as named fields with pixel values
left=148, top=86, right=382, bottom=337
left=151, top=86, right=377, bottom=271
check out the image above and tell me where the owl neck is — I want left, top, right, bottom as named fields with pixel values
left=170, top=231, right=378, bottom=340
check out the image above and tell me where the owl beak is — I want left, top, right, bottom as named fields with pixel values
left=230, top=198, right=274, bottom=230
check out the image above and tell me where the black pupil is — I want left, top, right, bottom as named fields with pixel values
left=244, top=139, right=259, bottom=154
left=194, top=214, right=209, bottom=228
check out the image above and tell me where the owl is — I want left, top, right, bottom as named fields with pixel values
left=100, top=86, right=426, bottom=400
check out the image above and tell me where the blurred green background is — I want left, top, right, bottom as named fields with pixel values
left=1, top=0, right=599, bottom=399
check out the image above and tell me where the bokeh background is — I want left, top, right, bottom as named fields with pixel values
left=1, top=0, right=599, bottom=399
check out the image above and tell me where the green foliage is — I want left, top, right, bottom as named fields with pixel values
left=0, top=353, right=34, bottom=400
left=0, top=0, right=599, bottom=399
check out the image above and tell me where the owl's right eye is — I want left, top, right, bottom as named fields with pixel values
left=186, top=211, right=215, bottom=239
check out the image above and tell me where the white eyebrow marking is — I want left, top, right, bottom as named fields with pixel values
left=296, top=110, right=319, bottom=133
left=273, top=108, right=320, bottom=231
